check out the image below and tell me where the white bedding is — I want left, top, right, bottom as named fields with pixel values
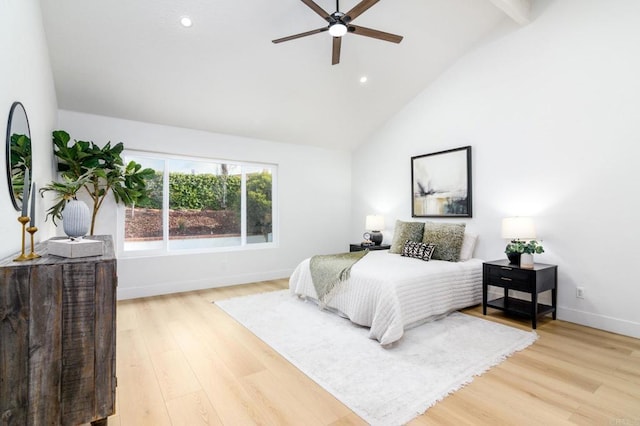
left=289, top=250, right=483, bottom=345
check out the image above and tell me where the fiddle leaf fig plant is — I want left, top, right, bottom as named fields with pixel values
left=10, top=133, right=32, bottom=174
left=41, top=130, right=155, bottom=235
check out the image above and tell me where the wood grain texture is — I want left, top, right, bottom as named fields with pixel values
left=114, top=328, right=172, bottom=425
left=0, top=235, right=116, bottom=425
left=27, top=264, right=62, bottom=423
left=0, top=266, right=29, bottom=425
left=61, top=262, right=97, bottom=424
left=94, top=261, right=117, bottom=420
left=107, top=279, right=640, bottom=425
left=164, top=390, right=223, bottom=426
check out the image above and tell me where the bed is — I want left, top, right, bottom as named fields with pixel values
left=289, top=249, right=483, bottom=345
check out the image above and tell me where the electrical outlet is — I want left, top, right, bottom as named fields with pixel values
left=576, top=287, right=585, bottom=299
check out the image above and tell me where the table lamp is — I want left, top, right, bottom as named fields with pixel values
left=501, top=217, right=536, bottom=265
left=365, top=215, right=384, bottom=246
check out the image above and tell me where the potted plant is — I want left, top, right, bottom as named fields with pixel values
left=41, top=130, right=155, bottom=235
left=505, top=240, right=545, bottom=265
left=40, top=173, right=93, bottom=238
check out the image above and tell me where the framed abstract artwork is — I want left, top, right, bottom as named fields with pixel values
left=411, top=146, right=472, bottom=218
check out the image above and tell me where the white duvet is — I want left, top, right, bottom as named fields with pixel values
left=289, top=250, right=483, bottom=345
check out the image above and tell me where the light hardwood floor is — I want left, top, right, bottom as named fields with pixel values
left=99, top=279, right=640, bottom=425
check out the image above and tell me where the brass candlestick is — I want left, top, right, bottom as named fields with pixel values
left=14, top=216, right=30, bottom=261
left=26, top=226, right=41, bottom=260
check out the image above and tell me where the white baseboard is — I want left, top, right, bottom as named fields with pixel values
left=117, top=269, right=293, bottom=300
left=120, top=278, right=640, bottom=339
left=487, top=290, right=639, bottom=339
left=557, top=306, right=640, bottom=339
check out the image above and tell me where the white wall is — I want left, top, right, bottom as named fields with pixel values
left=352, top=0, right=640, bottom=338
left=58, top=110, right=352, bottom=299
left=0, top=0, right=58, bottom=259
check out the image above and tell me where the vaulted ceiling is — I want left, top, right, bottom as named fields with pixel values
left=40, top=0, right=529, bottom=151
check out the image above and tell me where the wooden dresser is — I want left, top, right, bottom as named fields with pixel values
left=0, top=235, right=116, bottom=425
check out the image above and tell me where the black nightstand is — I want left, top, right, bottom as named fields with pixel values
left=483, top=259, right=558, bottom=329
left=349, top=244, right=391, bottom=252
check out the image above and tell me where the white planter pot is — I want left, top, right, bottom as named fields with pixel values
left=63, top=199, right=91, bottom=239
left=520, top=253, right=534, bottom=269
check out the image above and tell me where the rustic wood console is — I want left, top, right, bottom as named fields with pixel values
left=0, top=235, right=116, bottom=425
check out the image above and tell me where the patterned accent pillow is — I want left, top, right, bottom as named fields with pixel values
left=401, top=240, right=436, bottom=261
left=422, top=222, right=466, bottom=262
left=390, top=220, right=425, bottom=254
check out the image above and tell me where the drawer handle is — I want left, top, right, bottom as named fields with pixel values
left=501, top=267, right=512, bottom=271
left=501, top=277, right=512, bottom=281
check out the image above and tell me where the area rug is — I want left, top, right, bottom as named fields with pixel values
left=216, top=290, right=537, bottom=425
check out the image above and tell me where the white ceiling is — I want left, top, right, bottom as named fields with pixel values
left=40, top=0, right=514, bottom=151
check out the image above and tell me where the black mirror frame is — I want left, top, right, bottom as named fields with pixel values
left=6, top=101, right=32, bottom=211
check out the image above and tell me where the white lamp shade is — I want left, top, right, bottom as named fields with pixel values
left=501, top=217, right=536, bottom=240
left=365, top=215, right=384, bottom=231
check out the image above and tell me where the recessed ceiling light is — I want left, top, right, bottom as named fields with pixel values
left=180, top=16, right=192, bottom=28
left=359, top=76, right=368, bottom=84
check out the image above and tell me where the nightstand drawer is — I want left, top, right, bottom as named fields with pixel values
left=487, top=266, right=531, bottom=291
left=489, top=265, right=531, bottom=281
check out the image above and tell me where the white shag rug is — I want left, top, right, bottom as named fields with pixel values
left=216, top=290, right=537, bottom=425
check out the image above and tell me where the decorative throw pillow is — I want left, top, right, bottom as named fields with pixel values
left=422, top=222, right=466, bottom=262
left=390, top=220, right=425, bottom=254
left=401, top=240, right=436, bottom=261
left=459, top=232, right=478, bottom=261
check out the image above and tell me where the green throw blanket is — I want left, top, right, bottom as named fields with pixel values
left=310, top=250, right=368, bottom=307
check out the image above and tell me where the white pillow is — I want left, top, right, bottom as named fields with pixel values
left=459, top=232, right=478, bottom=261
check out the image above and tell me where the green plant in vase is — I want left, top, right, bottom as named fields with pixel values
left=39, top=172, right=92, bottom=225
left=41, top=130, right=155, bottom=235
left=505, top=240, right=545, bottom=264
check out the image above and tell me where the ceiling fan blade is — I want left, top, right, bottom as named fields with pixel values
left=332, top=37, right=342, bottom=65
left=349, top=25, right=403, bottom=43
left=300, top=0, right=331, bottom=21
left=272, top=27, right=328, bottom=44
left=344, top=0, right=379, bottom=22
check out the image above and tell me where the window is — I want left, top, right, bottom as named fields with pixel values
left=122, top=152, right=276, bottom=254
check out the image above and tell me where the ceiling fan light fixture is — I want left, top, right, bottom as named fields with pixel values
left=329, top=23, right=347, bottom=37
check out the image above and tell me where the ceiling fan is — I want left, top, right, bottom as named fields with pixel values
left=272, top=0, right=403, bottom=65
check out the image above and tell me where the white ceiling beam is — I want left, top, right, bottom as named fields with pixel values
left=489, top=0, right=531, bottom=25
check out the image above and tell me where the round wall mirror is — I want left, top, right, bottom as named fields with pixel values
left=6, top=102, right=32, bottom=211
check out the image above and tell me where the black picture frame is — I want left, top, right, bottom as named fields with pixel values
left=411, top=146, right=472, bottom=218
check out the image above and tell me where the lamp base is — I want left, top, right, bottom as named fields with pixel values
left=370, top=231, right=383, bottom=246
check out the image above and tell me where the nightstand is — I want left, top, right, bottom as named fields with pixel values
left=349, top=244, right=391, bottom=252
left=483, top=259, right=558, bottom=329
